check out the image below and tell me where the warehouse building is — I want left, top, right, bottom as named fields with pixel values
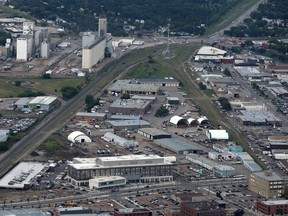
left=14, top=97, right=33, bottom=109
left=170, top=116, right=189, bottom=127
left=137, top=77, right=180, bottom=87
left=0, top=162, right=47, bottom=189
left=114, top=208, right=152, bottom=216
left=194, top=46, right=233, bottom=64
left=0, top=209, right=51, bottom=216
left=109, top=99, right=151, bottom=115
left=110, top=114, right=142, bottom=121
left=131, top=95, right=156, bottom=102
left=75, top=112, right=107, bottom=121
left=166, top=97, right=180, bottom=105
left=248, top=171, right=284, bottom=198
left=108, top=80, right=160, bottom=95
left=105, top=120, right=150, bottom=131
left=67, top=131, right=91, bottom=143
left=206, top=130, right=229, bottom=140
left=102, top=132, right=138, bottom=148
left=138, top=128, right=171, bottom=140
left=238, top=110, right=282, bottom=126
left=186, top=154, right=235, bottom=177
left=89, top=176, right=126, bottom=190
left=67, top=154, right=174, bottom=185
left=154, top=138, right=203, bottom=154
left=28, top=96, right=58, bottom=111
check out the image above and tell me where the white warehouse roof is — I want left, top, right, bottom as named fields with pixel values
left=206, top=130, right=229, bottom=140
left=29, top=96, right=57, bottom=105
left=197, top=116, right=208, bottom=125
left=68, top=131, right=91, bottom=143
left=170, top=116, right=188, bottom=126
left=102, top=132, right=138, bottom=148
left=197, top=46, right=227, bottom=56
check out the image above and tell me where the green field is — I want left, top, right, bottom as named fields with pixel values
left=205, top=0, right=261, bottom=36
left=0, top=77, right=85, bottom=98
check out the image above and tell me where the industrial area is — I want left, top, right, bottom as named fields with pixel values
left=0, top=1, right=288, bottom=216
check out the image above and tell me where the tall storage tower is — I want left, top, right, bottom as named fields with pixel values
left=23, top=22, right=35, bottom=35
left=98, top=15, right=107, bottom=37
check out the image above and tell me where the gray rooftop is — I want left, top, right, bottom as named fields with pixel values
left=154, top=138, right=203, bottom=153
left=76, top=112, right=106, bottom=117
left=239, top=110, right=281, bottom=123
left=110, top=99, right=151, bottom=109
left=252, top=171, right=283, bottom=181
left=138, top=127, right=170, bottom=136
left=108, top=80, right=159, bottom=92
left=106, top=120, right=150, bottom=127
left=0, top=209, right=51, bottom=216
left=138, top=77, right=179, bottom=84
left=110, top=114, right=142, bottom=120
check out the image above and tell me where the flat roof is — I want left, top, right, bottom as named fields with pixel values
left=106, top=120, right=150, bottom=127
left=138, top=77, right=179, bottom=84
left=197, top=46, right=226, bottom=56
left=110, top=114, right=142, bottom=120
left=252, top=171, right=283, bottom=181
left=91, top=176, right=126, bottom=182
left=76, top=112, right=106, bottom=117
left=29, top=96, right=57, bottom=105
left=110, top=99, right=151, bottom=109
left=108, top=80, right=159, bottom=92
left=154, top=138, right=203, bottom=153
left=261, top=200, right=288, bottom=205
left=0, top=162, right=47, bottom=189
left=239, top=110, right=281, bottom=123
left=0, top=209, right=51, bottom=216
left=131, top=95, right=156, bottom=100
left=271, top=87, right=288, bottom=94
left=138, top=127, right=170, bottom=136
left=15, top=97, right=33, bottom=106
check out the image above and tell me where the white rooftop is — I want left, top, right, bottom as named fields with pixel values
left=262, top=200, right=288, bottom=205
left=0, top=162, right=47, bottom=189
left=197, top=46, right=226, bottom=56
left=29, top=96, right=57, bottom=105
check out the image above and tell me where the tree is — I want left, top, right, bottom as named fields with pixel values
left=218, top=97, right=231, bottom=111
left=42, top=74, right=51, bottom=79
left=198, top=82, right=207, bottom=90
left=155, top=105, right=169, bottom=117
left=61, top=86, right=79, bottom=99
left=223, top=68, right=231, bottom=77
left=121, top=93, right=130, bottom=99
left=85, top=95, right=95, bottom=112
left=15, top=81, right=22, bottom=86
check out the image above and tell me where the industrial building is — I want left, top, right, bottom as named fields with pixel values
left=0, top=162, right=47, bottom=189
left=137, top=77, right=180, bottom=87
left=108, top=80, right=160, bottom=95
left=256, top=200, right=288, bottom=215
left=114, top=208, right=152, bottom=216
left=206, top=130, right=229, bottom=140
left=238, top=110, right=282, bottom=126
left=102, top=132, right=138, bottom=148
left=138, top=128, right=171, bottom=140
left=28, top=96, right=58, bottom=111
left=67, top=131, right=91, bottom=143
left=186, top=154, right=236, bottom=177
left=40, top=40, right=50, bottom=58
left=75, top=112, right=107, bottom=121
left=169, top=116, right=189, bottom=127
left=248, top=171, right=284, bottom=198
left=154, top=138, right=203, bottom=154
left=67, top=154, right=174, bottom=185
left=82, top=36, right=106, bottom=69
left=110, top=114, right=142, bottom=120
left=109, top=99, right=151, bottom=115
left=105, top=120, right=151, bottom=131
left=16, top=35, right=33, bottom=61
left=194, top=46, right=233, bottom=64
left=89, top=176, right=126, bottom=190
left=131, top=95, right=156, bottom=102
left=166, top=97, right=180, bottom=105
left=0, top=209, right=51, bottom=216
left=0, top=129, right=9, bottom=142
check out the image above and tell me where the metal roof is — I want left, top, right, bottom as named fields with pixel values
left=110, top=99, right=151, bottom=109
left=28, top=96, right=57, bottom=105
left=76, top=112, right=106, bottom=117
left=154, top=138, right=203, bottom=153
left=0, top=209, right=51, bottom=216
left=252, top=171, right=283, bottom=181
left=110, top=114, right=142, bottom=120
left=138, top=127, right=170, bottom=136
left=197, top=46, right=226, bottom=56
left=105, top=120, right=150, bottom=127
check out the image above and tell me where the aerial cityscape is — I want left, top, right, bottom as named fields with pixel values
left=0, top=0, right=288, bottom=216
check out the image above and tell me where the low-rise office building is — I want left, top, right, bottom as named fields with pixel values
left=248, top=171, right=284, bottom=198
left=256, top=200, right=288, bottom=215
left=89, top=176, right=126, bottom=190
left=67, top=154, right=174, bottom=186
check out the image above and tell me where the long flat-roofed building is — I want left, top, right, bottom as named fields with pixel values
left=138, top=128, right=171, bottom=140
left=137, top=77, right=179, bottom=87
left=238, top=110, right=282, bottom=126
left=109, top=99, right=151, bottom=115
left=28, top=96, right=58, bottom=111
left=256, top=200, right=288, bottom=215
left=108, top=80, right=159, bottom=95
left=75, top=112, right=107, bottom=121
left=0, top=162, right=47, bottom=189
left=67, top=154, right=174, bottom=186
left=105, top=120, right=151, bottom=131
